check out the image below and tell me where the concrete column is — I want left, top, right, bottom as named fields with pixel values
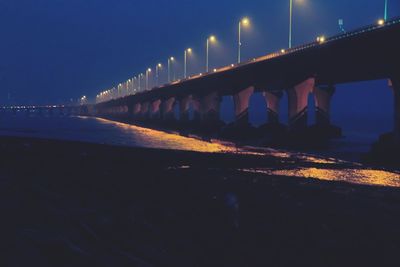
left=132, top=103, right=141, bottom=117
left=390, top=78, right=400, bottom=143
left=192, top=98, right=202, bottom=121
left=287, top=78, right=315, bottom=131
left=200, top=91, right=221, bottom=122
left=140, top=102, right=150, bottom=118
left=150, top=99, right=161, bottom=119
left=162, top=97, right=176, bottom=120
left=263, top=91, right=283, bottom=124
left=233, top=86, right=254, bottom=126
left=313, top=85, right=335, bottom=126
left=179, top=95, right=192, bottom=122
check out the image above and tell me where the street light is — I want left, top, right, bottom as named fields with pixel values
left=138, top=73, right=144, bottom=91
left=146, top=68, right=152, bottom=90
left=384, top=0, right=388, bottom=21
left=133, top=77, right=138, bottom=93
left=238, top=17, right=250, bottom=63
left=316, top=35, right=326, bottom=43
left=126, top=79, right=130, bottom=96
left=168, top=57, right=175, bottom=82
left=289, top=0, right=304, bottom=48
left=206, top=35, right=216, bottom=72
left=184, top=48, right=192, bottom=78
left=156, top=63, right=162, bottom=86
left=118, top=83, right=122, bottom=97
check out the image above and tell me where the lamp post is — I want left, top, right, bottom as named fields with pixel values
left=133, top=77, right=137, bottom=93
left=289, top=0, right=305, bottom=48
left=238, top=17, right=250, bottom=63
left=156, top=63, right=162, bottom=86
left=168, top=57, right=174, bottom=82
left=146, top=68, right=152, bottom=90
left=289, top=0, right=293, bottom=48
left=184, top=48, right=192, bottom=78
left=384, top=0, right=388, bottom=21
left=126, top=80, right=130, bottom=96
left=118, top=83, right=122, bottom=97
left=206, top=35, right=216, bottom=72
left=138, top=73, right=143, bottom=91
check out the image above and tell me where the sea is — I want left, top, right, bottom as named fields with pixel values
left=1, top=112, right=400, bottom=188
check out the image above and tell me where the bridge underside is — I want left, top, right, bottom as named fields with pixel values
left=94, top=19, right=400, bottom=144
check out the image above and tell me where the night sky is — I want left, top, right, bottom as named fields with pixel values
left=0, top=0, right=399, bottom=133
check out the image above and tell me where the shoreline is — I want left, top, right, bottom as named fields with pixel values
left=89, top=115, right=381, bottom=165
left=1, top=135, right=400, bottom=266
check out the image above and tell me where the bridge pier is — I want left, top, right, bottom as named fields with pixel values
left=390, top=78, right=400, bottom=143
left=287, top=78, right=315, bottom=131
left=199, top=92, right=221, bottom=122
left=140, top=102, right=150, bottom=119
left=312, top=85, right=342, bottom=138
left=179, top=95, right=192, bottom=122
left=233, top=86, right=254, bottom=126
left=365, top=78, right=400, bottom=165
left=191, top=92, right=223, bottom=133
left=132, top=103, right=141, bottom=119
left=150, top=100, right=162, bottom=120
left=263, top=91, right=283, bottom=124
left=192, top=98, right=202, bottom=121
left=220, top=87, right=254, bottom=139
left=162, top=97, right=176, bottom=121
left=313, top=85, right=334, bottom=126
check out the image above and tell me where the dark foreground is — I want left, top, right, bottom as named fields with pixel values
left=1, top=136, right=400, bottom=267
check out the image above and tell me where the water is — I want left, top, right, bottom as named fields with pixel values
left=1, top=113, right=400, bottom=188
left=0, top=114, right=235, bottom=153
left=0, top=113, right=378, bottom=158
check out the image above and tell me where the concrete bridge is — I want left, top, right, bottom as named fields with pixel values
left=94, top=18, right=400, bottom=144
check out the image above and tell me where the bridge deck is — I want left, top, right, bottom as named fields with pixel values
left=98, top=17, right=400, bottom=107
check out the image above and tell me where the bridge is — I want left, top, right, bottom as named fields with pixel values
left=94, top=18, right=400, bottom=143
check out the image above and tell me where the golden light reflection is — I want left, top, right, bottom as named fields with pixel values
left=296, top=155, right=340, bottom=164
left=78, top=117, right=400, bottom=188
left=240, top=168, right=400, bottom=188
left=94, top=118, right=238, bottom=153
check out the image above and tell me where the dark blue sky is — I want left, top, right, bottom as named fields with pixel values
left=0, top=0, right=397, bottom=103
left=0, top=0, right=399, bottom=131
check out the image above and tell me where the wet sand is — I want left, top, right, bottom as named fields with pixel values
left=1, top=136, right=400, bottom=266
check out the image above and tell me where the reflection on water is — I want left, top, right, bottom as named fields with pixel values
left=93, top=117, right=239, bottom=153
left=240, top=168, right=400, bottom=188
left=2, top=115, right=400, bottom=188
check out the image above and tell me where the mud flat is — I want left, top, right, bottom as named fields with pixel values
left=1, top=136, right=400, bottom=266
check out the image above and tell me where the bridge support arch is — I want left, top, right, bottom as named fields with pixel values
left=150, top=100, right=162, bottom=120
left=140, top=102, right=150, bottom=119
left=233, top=86, right=254, bottom=126
left=162, top=97, right=176, bottom=120
left=199, top=92, right=221, bottom=122
left=192, top=98, right=202, bottom=121
left=179, top=95, right=192, bottom=122
left=287, top=78, right=315, bottom=131
left=263, top=91, right=283, bottom=124
left=313, top=85, right=335, bottom=126
left=132, top=103, right=141, bottom=118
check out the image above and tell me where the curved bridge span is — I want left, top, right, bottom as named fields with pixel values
left=95, top=18, right=400, bottom=141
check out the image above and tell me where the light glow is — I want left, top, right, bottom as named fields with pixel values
left=241, top=17, right=250, bottom=26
